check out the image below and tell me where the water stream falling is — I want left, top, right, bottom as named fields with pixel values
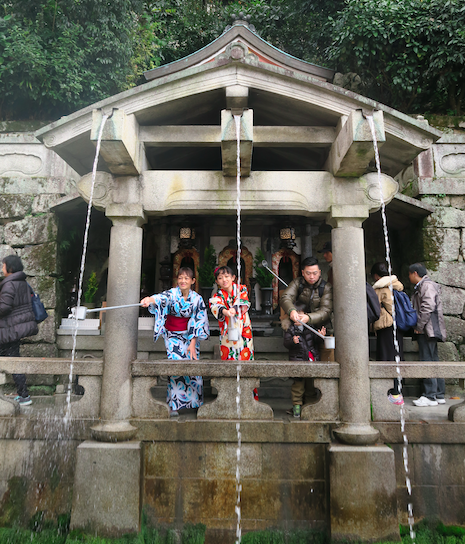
left=234, top=114, right=242, bottom=544
left=366, top=115, right=415, bottom=540
left=64, top=113, right=109, bottom=423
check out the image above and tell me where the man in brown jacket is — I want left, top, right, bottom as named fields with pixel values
left=409, top=262, right=447, bottom=407
left=280, top=256, right=333, bottom=328
left=280, top=256, right=333, bottom=416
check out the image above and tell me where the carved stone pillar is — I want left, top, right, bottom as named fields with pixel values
left=91, top=204, right=146, bottom=441
left=328, top=205, right=379, bottom=445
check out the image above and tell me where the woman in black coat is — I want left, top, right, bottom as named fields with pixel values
left=0, top=255, right=38, bottom=405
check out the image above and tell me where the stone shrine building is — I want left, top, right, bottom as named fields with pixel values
left=0, top=15, right=464, bottom=542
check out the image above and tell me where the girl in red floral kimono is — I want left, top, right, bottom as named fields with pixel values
left=209, top=266, right=258, bottom=400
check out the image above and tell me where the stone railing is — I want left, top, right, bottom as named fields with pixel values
left=132, top=361, right=340, bottom=421
left=0, top=358, right=102, bottom=417
left=0, top=358, right=464, bottom=422
left=370, top=361, right=465, bottom=422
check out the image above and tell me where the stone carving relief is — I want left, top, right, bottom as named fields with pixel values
left=218, top=41, right=258, bottom=63
left=0, top=153, right=42, bottom=175
left=441, top=153, right=465, bottom=175
left=359, top=172, right=398, bottom=212
left=77, top=171, right=115, bottom=212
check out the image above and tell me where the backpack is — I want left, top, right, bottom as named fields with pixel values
left=392, top=290, right=417, bottom=332
left=28, top=284, right=48, bottom=323
left=366, top=282, right=381, bottom=324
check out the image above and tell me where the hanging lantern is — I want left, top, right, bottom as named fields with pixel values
left=280, top=225, right=296, bottom=249
left=179, top=225, right=195, bottom=249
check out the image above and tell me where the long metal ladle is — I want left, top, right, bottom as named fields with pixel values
left=259, top=259, right=335, bottom=350
left=72, top=303, right=143, bottom=320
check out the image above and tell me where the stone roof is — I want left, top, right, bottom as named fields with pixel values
left=143, top=19, right=335, bottom=83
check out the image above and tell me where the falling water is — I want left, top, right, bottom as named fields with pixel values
left=234, top=114, right=242, bottom=544
left=64, top=113, right=108, bottom=423
left=366, top=115, right=415, bottom=540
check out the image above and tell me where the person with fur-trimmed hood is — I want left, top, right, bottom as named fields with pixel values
left=371, top=261, right=405, bottom=406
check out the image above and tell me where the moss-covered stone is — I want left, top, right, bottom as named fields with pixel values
left=20, top=343, right=58, bottom=358
left=28, top=276, right=56, bottom=308
left=0, top=121, right=50, bottom=132
left=0, top=476, right=29, bottom=527
left=4, top=214, right=57, bottom=247
left=0, top=195, right=33, bottom=221
left=423, top=227, right=460, bottom=262
left=424, top=114, right=465, bottom=131
left=18, top=242, right=58, bottom=275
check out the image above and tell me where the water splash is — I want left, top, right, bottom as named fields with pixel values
left=64, top=113, right=108, bottom=423
left=234, top=114, right=242, bottom=544
left=366, top=115, right=415, bottom=540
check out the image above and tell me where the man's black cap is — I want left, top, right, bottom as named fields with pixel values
left=318, top=241, right=332, bottom=253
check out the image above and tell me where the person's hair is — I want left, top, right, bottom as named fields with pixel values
left=2, top=255, right=23, bottom=274
left=301, top=256, right=319, bottom=270
left=409, top=262, right=427, bottom=277
left=214, top=265, right=235, bottom=280
left=177, top=267, right=195, bottom=279
left=371, top=261, right=389, bottom=278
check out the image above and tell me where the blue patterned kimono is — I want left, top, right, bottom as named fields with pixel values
left=149, top=287, right=209, bottom=411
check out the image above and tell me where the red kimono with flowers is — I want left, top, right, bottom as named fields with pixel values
left=209, top=283, right=254, bottom=361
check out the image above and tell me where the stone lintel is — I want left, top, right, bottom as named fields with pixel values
left=140, top=125, right=220, bottom=147
left=141, top=170, right=332, bottom=215
left=327, top=204, right=369, bottom=228
left=221, top=109, right=253, bottom=177
left=254, top=126, right=335, bottom=147
left=91, top=109, right=142, bottom=176
left=417, top=177, right=465, bottom=195
left=139, top=125, right=335, bottom=147
left=326, top=109, right=386, bottom=177
left=225, top=84, right=249, bottom=110
left=329, top=444, right=399, bottom=542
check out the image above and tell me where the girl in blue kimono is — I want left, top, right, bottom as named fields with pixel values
left=140, top=267, right=209, bottom=416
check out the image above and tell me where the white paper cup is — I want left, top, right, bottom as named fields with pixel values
left=324, top=336, right=335, bottom=350
left=228, top=327, right=240, bottom=342
left=74, top=306, right=88, bottom=320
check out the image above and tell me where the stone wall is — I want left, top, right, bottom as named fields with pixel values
left=2, top=427, right=465, bottom=535
left=394, top=443, right=465, bottom=526
left=399, top=133, right=465, bottom=363
left=143, top=441, right=326, bottom=537
left=0, top=125, right=78, bottom=357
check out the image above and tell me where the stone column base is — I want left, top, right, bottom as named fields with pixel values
left=329, top=444, right=400, bottom=542
left=70, top=440, right=142, bottom=537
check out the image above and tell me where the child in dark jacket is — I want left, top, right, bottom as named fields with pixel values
left=283, top=321, right=325, bottom=418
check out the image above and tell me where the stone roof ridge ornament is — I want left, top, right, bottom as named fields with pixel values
left=221, top=41, right=257, bottom=63
left=224, top=12, right=257, bottom=34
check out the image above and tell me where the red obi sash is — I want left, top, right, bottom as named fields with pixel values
left=165, top=315, right=189, bottom=332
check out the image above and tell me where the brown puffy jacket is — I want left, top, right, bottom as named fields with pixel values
left=0, top=271, right=38, bottom=345
left=280, top=276, right=332, bottom=327
left=372, top=275, right=404, bottom=332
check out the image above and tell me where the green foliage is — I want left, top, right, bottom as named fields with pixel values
left=181, top=523, right=206, bottom=544
left=326, top=0, right=465, bottom=114
left=0, top=0, right=147, bottom=119
left=143, top=0, right=225, bottom=67
left=197, top=245, right=216, bottom=287
left=253, top=248, right=273, bottom=288
left=83, top=272, right=99, bottom=304
left=0, top=0, right=462, bottom=117
left=223, top=0, right=343, bottom=66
